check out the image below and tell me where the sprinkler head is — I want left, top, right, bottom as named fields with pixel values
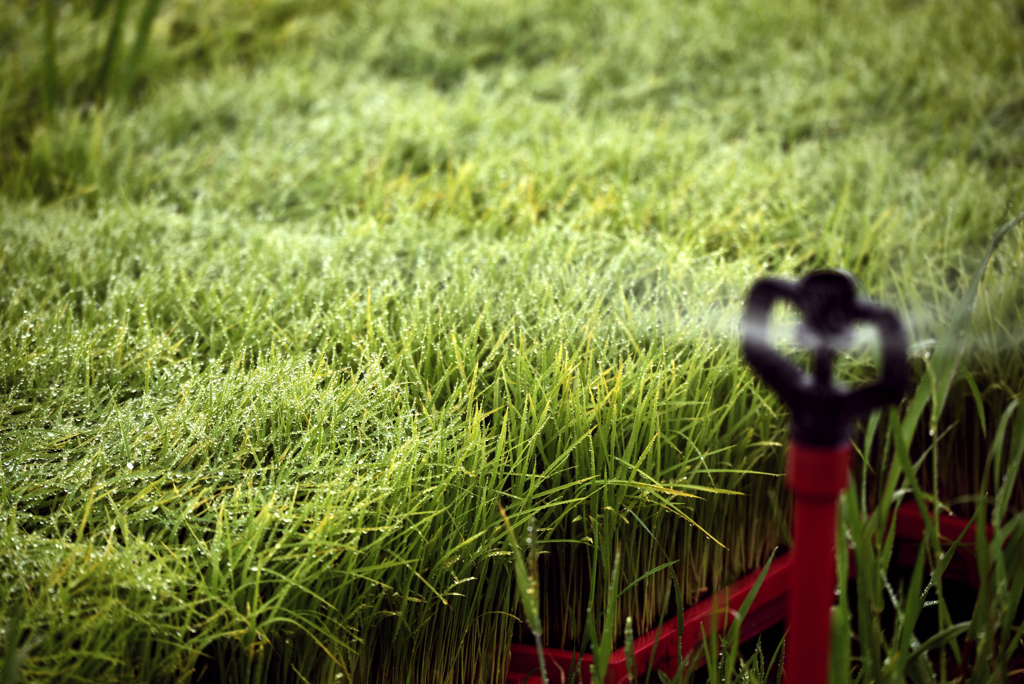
left=794, top=270, right=857, bottom=350
left=741, top=270, right=907, bottom=446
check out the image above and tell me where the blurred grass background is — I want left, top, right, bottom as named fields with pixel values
left=3, top=0, right=1023, bottom=202
left=1, top=0, right=1024, bottom=682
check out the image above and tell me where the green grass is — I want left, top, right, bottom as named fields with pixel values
left=564, top=210, right=1024, bottom=684
left=2, top=0, right=1024, bottom=682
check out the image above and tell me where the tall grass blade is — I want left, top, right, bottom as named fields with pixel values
left=592, top=540, right=622, bottom=684
left=500, top=506, right=547, bottom=684
left=94, top=0, right=129, bottom=102
left=903, top=209, right=1024, bottom=446
left=993, top=398, right=1024, bottom=524
left=624, top=616, right=637, bottom=683
left=41, top=0, right=59, bottom=117
left=896, top=543, right=927, bottom=671
left=832, top=492, right=852, bottom=684
left=120, top=0, right=163, bottom=100
left=724, top=548, right=776, bottom=680
left=1, top=601, right=29, bottom=684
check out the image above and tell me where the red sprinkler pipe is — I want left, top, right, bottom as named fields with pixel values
left=505, top=504, right=990, bottom=683
left=785, top=440, right=850, bottom=684
left=742, top=271, right=907, bottom=684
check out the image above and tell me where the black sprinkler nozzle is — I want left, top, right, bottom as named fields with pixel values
left=741, top=270, right=907, bottom=446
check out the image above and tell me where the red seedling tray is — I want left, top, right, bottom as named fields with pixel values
left=505, top=503, right=992, bottom=684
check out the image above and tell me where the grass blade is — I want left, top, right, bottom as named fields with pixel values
left=120, top=0, right=163, bottom=99
left=94, top=0, right=128, bottom=101
left=41, top=0, right=59, bottom=117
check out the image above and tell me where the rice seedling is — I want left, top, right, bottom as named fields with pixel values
left=2, top=0, right=1024, bottom=681
left=556, top=209, right=1024, bottom=684
left=791, top=213, right=1024, bottom=684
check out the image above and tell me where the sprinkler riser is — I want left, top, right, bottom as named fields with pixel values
left=785, top=440, right=851, bottom=684
left=741, top=271, right=906, bottom=684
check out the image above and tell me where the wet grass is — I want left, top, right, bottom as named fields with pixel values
left=1, top=0, right=1024, bottom=682
left=546, top=210, right=1024, bottom=684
